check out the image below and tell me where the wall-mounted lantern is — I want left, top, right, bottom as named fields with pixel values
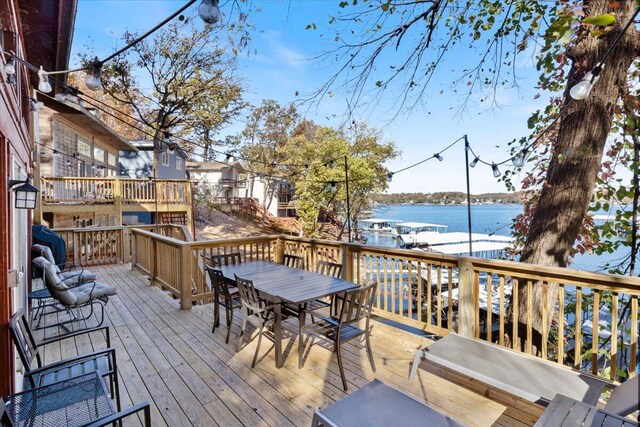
left=8, top=177, right=39, bottom=209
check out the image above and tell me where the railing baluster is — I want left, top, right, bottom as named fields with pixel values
left=558, top=284, right=565, bottom=364
left=575, top=287, right=583, bottom=371
left=499, top=276, right=505, bottom=346
left=591, top=289, right=600, bottom=375
left=527, top=279, right=533, bottom=355
left=631, top=296, right=638, bottom=377
left=610, top=292, right=618, bottom=380
left=512, top=279, right=519, bottom=350
left=542, top=281, right=548, bottom=360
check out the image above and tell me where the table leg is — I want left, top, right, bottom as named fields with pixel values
left=298, top=305, right=306, bottom=369
left=274, top=302, right=283, bottom=368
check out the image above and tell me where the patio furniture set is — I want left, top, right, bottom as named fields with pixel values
left=208, top=253, right=639, bottom=427
left=1, top=244, right=150, bottom=427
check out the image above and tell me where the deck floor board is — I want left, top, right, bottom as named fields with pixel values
left=34, top=263, right=533, bottom=426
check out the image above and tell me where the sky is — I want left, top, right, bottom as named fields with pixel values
left=70, top=0, right=551, bottom=194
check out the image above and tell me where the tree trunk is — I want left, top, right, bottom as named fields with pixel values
left=508, top=0, right=639, bottom=352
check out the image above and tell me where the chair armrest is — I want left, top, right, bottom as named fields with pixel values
left=28, top=347, right=116, bottom=375
left=84, top=401, right=151, bottom=427
left=38, top=325, right=110, bottom=348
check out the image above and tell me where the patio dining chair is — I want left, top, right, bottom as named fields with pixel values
left=300, top=282, right=378, bottom=391
left=211, top=252, right=242, bottom=267
left=206, top=266, right=242, bottom=343
left=282, top=254, right=305, bottom=269
left=8, top=310, right=121, bottom=412
left=32, top=256, right=117, bottom=329
left=235, top=274, right=276, bottom=368
left=303, top=261, right=344, bottom=318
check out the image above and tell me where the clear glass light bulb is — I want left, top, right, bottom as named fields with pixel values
left=387, top=173, right=393, bottom=182
left=330, top=182, right=337, bottom=192
left=492, top=163, right=501, bottom=178
left=569, top=66, right=602, bottom=100
left=512, top=151, right=525, bottom=168
left=55, top=91, right=67, bottom=102
left=198, top=0, right=220, bottom=24
left=85, top=58, right=103, bottom=91
left=435, top=153, right=443, bottom=161
left=470, top=157, right=479, bottom=168
left=38, top=67, right=52, bottom=93
left=4, top=57, right=16, bottom=75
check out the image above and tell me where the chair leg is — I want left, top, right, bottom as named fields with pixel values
left=252, top=325, right=264, bottom=368
left=237, top=313, right=247, bottom=352
left=225, top=307, right=233, bottom=344
left=212, top=300, right=220, bottom=333
left=335, top=343, right=348, bottom=391
left=365, top=333, right=376, bottom=372
left=298, top=309, right=306, bottom=369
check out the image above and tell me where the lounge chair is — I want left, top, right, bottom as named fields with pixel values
left=32, top=243, right=98, bottom=284
left=32, top=256, right=117, bottom=328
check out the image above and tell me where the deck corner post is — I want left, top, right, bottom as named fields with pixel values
left=179, top=243, right=193, bottom=310
left=341, top=243, right=354, bottom=282
left=275, top=236, right=284, bottom=264
left=149, top=236, right=158, bottom=287
left=130, top=228, right=137, bottom=269
left=458, top=259, right=475, bottom=338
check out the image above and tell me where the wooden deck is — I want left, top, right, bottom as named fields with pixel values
left=35, top=263, right=538, bottom=426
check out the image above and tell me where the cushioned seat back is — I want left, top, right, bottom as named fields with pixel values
left=32, top=257, right=77, bottom=305
left=34, top=244, right=64, bottom=274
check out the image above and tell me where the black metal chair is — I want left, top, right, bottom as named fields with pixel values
left=211, top=252, right=242, bottom=267
left=8, top=309, right=121, bottom=412
left=206, top=266, right=242, bottom=343
left=306, top=261, right=344, bottom=315
left=1, top=372, right=150, bottom=427
left=235, top=274, right=276, bottom=368
left=300, top=282, right=378, bottom=391
left=282, top=254, right=305, bottom=269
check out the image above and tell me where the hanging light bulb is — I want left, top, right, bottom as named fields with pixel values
left=198, top=0, right=220, bottom=24
left=329, top=181, right=337, bottom=192
left=29, top=98, right=44, bottom=112
left=492, top=163, right=501, bottom=178
left=54, top=89, right=68, bottom=102
left=569, top=65, right=603, bottom=100
left=470, top=157, right=479, bottom=168
left=85, top=57, right=103, bottom=91
left=387, top=172, right=394, bottom=182
left=512, top=150, right=526, bottom=167
left=38, top=66, right=52, bottom=93
left=3, top=56, right=16, bottom=75
left=434, top=153, right=444, bottom=161
left=66, top=159, right=71, bottom=166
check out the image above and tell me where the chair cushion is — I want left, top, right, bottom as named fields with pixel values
left=33, top=257, right=78, bottom=306
left=70, top=282, right=117, bottom=305
left=60, top=270, right=99, bottom=284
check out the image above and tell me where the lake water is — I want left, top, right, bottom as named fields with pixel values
left=363, top=204, right=634, bottom=273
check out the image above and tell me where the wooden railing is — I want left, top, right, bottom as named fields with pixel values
left=128, top=231, right=640, bottom=381
left=41, top=177, right=190, bottom=205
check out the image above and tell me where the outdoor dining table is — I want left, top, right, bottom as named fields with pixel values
left=217, top=260, right=359, bottom=368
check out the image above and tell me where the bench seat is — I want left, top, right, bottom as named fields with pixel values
left=409, top=333, right=611, bottom=407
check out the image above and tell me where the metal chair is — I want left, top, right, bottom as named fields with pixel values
left=300, top=282, right=378, bottom=391
left=282, top=254, right=305, bottom=269
left=303, top=261, right=344, bottom=318
left=206, top=266, right=242, bottom=343
left=8, top=309, right=121, bottom=412
left=32, top=256, right=116, bottom=328
left=235, top=274, right=276, bottom=368
left=1, top=372, right=150, bottom=427
left=211, top=252, right=242, bottom=267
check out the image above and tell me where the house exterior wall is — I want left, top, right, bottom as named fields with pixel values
left=38, top=109, right=120, bottom=178
left=119, top=147, right=187, bottom=179
left=0, top=0, right=34, bottom=396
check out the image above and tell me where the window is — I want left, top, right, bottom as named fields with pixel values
left=108, top=152, right=117, bottom=166
left=77, top=138, right=91, bottom=157
left=161, top=152, right=169, bottom=166
left=94, top=146, right=105, bottom=162
left=176, top=156, right=183, bottom=170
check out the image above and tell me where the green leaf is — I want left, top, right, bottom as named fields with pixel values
left=381, top=2, right=390, bottom=11
left=558, top=28, right=573, bottom=43
left=582, top=13, right=616, bottom=26
left=339, top=1, right=348, bottom=7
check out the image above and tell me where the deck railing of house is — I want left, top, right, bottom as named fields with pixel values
left=55, top=224, right=639, bottom=382
left=41, top=177, right=191, bottom=205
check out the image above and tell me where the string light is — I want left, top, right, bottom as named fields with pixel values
left=37, top=67, right=52, bottom=93
left=470, top=156, right=479, bottom=168
left=434, top=153, right=443, bottom=161
left=492, top=163, right=501, bottom=178
left=3, top=56, right=15, bottom=75
left=570, top=65, right=603, bottom=100
left=387, top=172, right=393, bottom=182
left=29, top=98, right=44, bottom=112
left=329, top=181, right=337, bottom=192
left=512, top=150, right=526, bottom=168
left=198, top=0, right=221, bottom=24
left=85, top=57, right=103, bottom=91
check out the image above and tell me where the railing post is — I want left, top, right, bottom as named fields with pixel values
left=274, top=236, right=284, bottom=264
left=114, top=178, right=123, bottom=226
left=457, top=259, right=475, bottom=338
left=149, top=236, right=158, bottom=287
left=72, top=232, right=80, bottom=266
left=179, top=243, right=193, bottom=310
left=129, top=228, right=136, bottom=268
left=341, top=243, right=354, bottom=282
